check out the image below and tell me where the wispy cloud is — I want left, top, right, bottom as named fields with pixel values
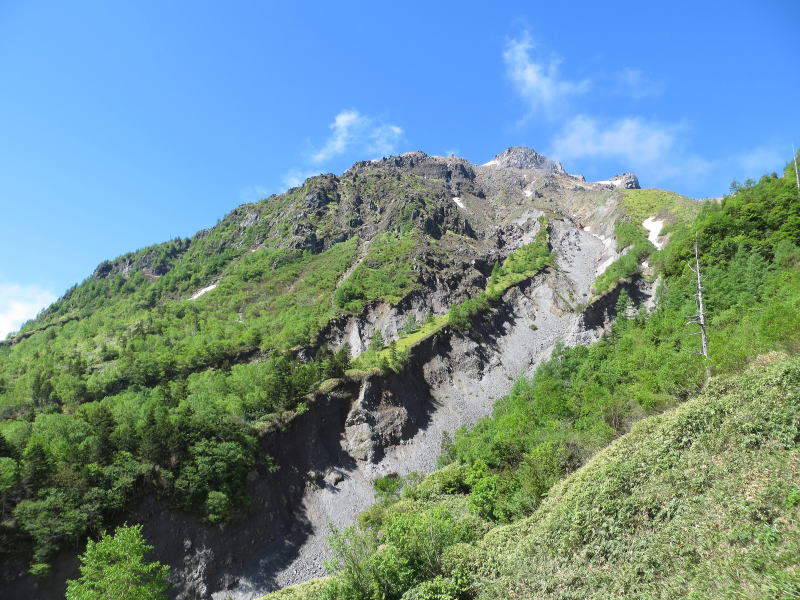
left=503, top=32, right=589, bottom=120
left=0, top=282, right=56, bottom=339
left=550, top=115, right=715, bottom=186
left=275, top=109, right=404, bottom=192
left=498, top=31, right=732, bottom=190
left=311, top=109, right=403, bottom=163
left=552, top=115, right=681, bottom=165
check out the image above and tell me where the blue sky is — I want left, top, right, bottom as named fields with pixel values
left=1, top=0, right=798, bottom=336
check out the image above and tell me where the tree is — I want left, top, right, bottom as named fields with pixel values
left=20, top=440, right=51, bottom=493
left=66, top=524, right=169, bottom=600
left=0, top=457, right=16, bottom=515
left=369, top=330, right=384, bottom=352
left=401, top=313, right=418, bottom=335
left=448, top=303, right=471, bottom=331
left=0, top=433, right=14, bottom=458
left=87, top=403, right=116, bottom=464
left=614, top=289, right=631, bottom=319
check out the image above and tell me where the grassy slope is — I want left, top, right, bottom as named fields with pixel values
left=479, top=354, right=799, bottom=599
left=619, top=187, right=701, bottom=222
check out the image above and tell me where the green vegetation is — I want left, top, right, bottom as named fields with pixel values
left=266, top=165, right=800, bottom=599
left=335, top=232, right=420, bottom=313
left=619, top=187, right=701, bottom=222
left=66, top=524, right=169, bottom=600
left=0, top=228, right=415, bottom=569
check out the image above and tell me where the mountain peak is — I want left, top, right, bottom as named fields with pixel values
left=484, top=146, right=566, bottom=174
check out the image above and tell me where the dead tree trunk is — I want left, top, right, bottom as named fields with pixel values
left=688, top=240, right=711, bottom=382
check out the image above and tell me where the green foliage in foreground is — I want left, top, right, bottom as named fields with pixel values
left=66, top=524, right=169, bottom=600
left=476, top=355, right=800, bottom=599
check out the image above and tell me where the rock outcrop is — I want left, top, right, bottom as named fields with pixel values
left=596, top=172, right=640, bottom=189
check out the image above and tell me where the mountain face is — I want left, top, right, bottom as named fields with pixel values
left=1, top=147, right=702, bottom=599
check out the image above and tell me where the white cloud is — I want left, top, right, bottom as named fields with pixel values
left=503, top=32, right=589, bottom=120
left=0, top=283, right=56, bottom=339
left=367, top=123, right=404, bottom=159
left=550, top=115, right=717, bottom=187
left=552, top=114, right=680, bottom=164
left=311, top=109, right=403, bottom=163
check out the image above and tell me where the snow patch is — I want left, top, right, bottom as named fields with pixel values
left=482, top=159, right=498, bottom=167
left=583, top=225, right=591, bottom=232
left=523, top=190, right=533, bottom=197
left=190, top=283, right=217, bottom=300
left=452, top=197, right=465, bottom=209
left=642, top=217, right=665, bottom=249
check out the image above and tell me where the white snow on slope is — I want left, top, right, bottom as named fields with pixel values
left=523, top=189, right=533, bottom=197
left=482, top=159, right=498, bottom=167
left=452, top=197, right=465, bottom=209
left=642, top=217, right=665, bottom=249
left=190, top=283, right=217, bottom=300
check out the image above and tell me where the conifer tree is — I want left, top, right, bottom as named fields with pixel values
left=66, top=524, right=169, bottom=600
